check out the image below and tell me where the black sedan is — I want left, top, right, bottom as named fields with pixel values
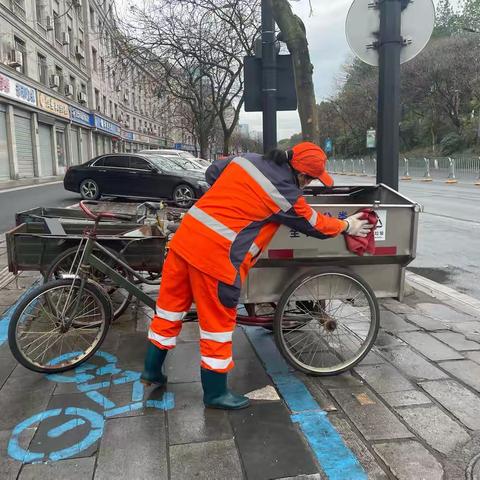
left=64, top=153, right=209, bottom=207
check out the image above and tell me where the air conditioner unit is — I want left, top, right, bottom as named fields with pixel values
left=7, top=50, right=22, bottom=68
left=62, top=32, right=70, bottom=45
left=45, top=16, right=54, bottom=31
left=50, top=74, right=60, bottom=88
left=75, top=45, right=85, bottom=59
left=65, top=84, right=74, bottom=96
left=78, top=91, right=87, bottom=103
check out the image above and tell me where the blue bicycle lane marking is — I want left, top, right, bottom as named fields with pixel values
left=0, top=280, right=40, bottom=347
left=7, top=350, right=174, bottom=463
left=244, top=326, right=368, bottom=480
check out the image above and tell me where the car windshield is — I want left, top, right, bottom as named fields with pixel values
left=146, top=155, right=186, bottom=171
left=178, top=151, right=195, bottom=159
left=164, top=155, right=201, bottom=170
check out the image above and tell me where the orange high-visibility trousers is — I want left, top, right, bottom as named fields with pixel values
left=148, top=250, right=240, bottom=373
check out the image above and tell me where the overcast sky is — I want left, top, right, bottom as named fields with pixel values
left=241, top=0, right=445, bottom=140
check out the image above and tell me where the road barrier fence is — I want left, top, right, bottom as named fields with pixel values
left=328, top=156, right=480, bottom=184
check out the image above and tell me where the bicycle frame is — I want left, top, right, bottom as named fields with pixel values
left=68, top=233, right=157, bottom=323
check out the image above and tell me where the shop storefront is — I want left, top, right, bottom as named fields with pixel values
left=37, top=91, right=70, bottom=175
left=70, top=106, right=91, bottom=165
left=91, top=114, right=120, bottom=157
left=0, top=71, right=37, bottom=179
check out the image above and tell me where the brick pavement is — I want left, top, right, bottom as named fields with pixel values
left=1, top=230, right=480, bottom=479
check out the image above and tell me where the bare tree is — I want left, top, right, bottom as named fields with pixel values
left=113, top=0, right=259, bottom=158
left=270, top=0, right=319, bottom=142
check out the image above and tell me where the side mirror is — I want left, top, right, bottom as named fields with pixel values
left=150, top=166, right=160, bottom=174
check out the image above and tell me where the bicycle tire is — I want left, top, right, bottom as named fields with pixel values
left=44, top=246, right=133, bottom=320
left=274, top=267, right=380, bottom=376
left=8, top=278, right=112, bottom=373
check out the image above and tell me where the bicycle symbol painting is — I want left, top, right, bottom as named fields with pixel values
left=7, top=350, right=174, bottom=463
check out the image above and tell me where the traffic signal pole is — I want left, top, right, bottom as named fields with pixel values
left=376, top=0, right=402, bottom=190
left=261, top=0, right=277, bottom=153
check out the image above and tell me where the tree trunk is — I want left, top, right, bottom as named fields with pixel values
left=271, top=0, right=320, bottom=143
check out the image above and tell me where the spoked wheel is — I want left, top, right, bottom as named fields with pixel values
left=44, top=246, right=133, bottom=320
left=79, top=179, right=101, bottom=200
left=274, top=267, right=380, bottom=376
left=8, top=279, right=112, bottom=373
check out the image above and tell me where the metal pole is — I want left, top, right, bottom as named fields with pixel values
left=376, top=0, right=402, bottom=190
left=262, top=0, right=277, bottom=153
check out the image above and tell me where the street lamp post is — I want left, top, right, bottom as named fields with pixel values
left=376, top=0, right=403, bottom=190
left=261, top=0, right=277, bottom=153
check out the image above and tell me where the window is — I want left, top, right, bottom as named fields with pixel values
left=112, top=71, right=116, bottom=89
left=102, top=95, right=106, bottom=114
left=94, top=88, right=100, bottom=110
left=53, top=11, right=61, bottom=43
left=35, top=0, right=45, bottom=24
left=89, top=7, right=95, bottom=29
left=100, top=58, right=104, bottom=79
left=107, top=66, right=111, bottom=85
left=109, top=100, right=113, bottom=117
left=92, top=47, right=97, bottom=71
left=130, top=157, right=150, bottom=170
left=67, top=26, right=73, bottom=56
left=69, top=75, right=76, bottom=97
left=14, top=37, right=26, bottom=74
left=133, top=118, right=136, bottom=130
left=81, top=82, right=86, bottom=93
left=103, top=156, right=129, bottom=168
left=55, top=65, right=64, bottom=92
left=37, top=53, right=48, bottom=85
left=11, top=0, right=26, bottom=19
left=126, top=114, right=130, bottom=126
left=114, top=103, right=118, bottom=119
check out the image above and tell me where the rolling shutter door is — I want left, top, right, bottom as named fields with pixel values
left=0, top=104, right=9, bottom=180
left=81, top=130, right=89, bottom=163
left=14, top=111, right=34, bottom=178
left=71, top=126, right=79, bottom=165
left=38, top=124, right=54, bottom=176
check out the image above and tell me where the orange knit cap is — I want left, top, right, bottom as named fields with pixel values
left=290, top=142, right=334, bottom=187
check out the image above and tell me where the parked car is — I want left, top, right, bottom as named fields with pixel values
left=63, top=153, right=209, bottom=207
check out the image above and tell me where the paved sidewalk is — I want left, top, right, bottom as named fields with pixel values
left=0, top=176, right=63, bottom=192
left=2, top=229, right=480, bottom=478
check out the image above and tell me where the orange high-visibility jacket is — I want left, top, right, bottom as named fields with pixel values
left=168, top=153, right=346, bottom=286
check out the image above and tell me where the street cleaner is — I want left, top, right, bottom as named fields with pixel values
left=141, top=142, right=373, bottom=409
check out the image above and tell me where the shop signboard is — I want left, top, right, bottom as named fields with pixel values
left=70, top=106, right=91, bottom=127
left=37, top=92, right=69, bottom=119
left=0, top=72, right=36, bottom=106
left=91, top=114, right=120, bottom=136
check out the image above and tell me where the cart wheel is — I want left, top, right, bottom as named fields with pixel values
left=274, top=267, right=380, bottom=376
left=44, top=246, right=133, bottom=321
left=8, top=278, right=111, bottom=373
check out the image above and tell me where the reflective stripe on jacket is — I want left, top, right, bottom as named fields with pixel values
left=168, top=153, right=345, bottom=285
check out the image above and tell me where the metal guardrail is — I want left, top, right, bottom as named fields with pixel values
left=328, top=156, right=480, bottom=184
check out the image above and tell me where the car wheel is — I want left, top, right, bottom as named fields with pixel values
left=80, top=179, right=101, bottom=200
left=173, top=184, right=195, bottom=208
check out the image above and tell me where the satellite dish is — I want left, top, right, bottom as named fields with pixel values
left=345, top=0, right=435, bottom=66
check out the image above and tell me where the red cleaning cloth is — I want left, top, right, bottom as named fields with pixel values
left=344, top=208, right=379, bottom=256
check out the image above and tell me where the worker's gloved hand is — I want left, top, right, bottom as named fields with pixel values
left=344, top=213, right=374, bottom=238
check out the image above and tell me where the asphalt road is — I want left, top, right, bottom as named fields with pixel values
left=0, top=182, right=78, bottom=233
left=1, top=178, right=479, bottom=299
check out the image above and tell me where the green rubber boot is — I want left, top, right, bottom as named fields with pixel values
left=201, top=368, right=250, bottom=410
left=140, top=343, right=168, bottom=387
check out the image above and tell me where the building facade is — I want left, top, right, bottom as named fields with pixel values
left=0, top=0, right=184, bottom=181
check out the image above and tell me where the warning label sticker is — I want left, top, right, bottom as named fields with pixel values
left=375, top=210, right=387, bottom=242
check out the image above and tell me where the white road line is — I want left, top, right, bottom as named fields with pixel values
left=0, top=180, right=63, bottom=194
